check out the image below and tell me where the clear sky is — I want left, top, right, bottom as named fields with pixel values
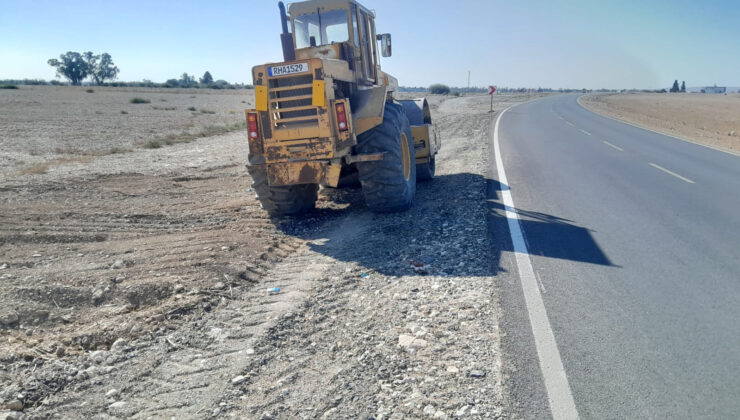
left=1, top=0, right=738, bottom=89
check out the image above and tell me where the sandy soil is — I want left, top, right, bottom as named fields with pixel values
left=0, top=86, right=253, bottom=174
left=0, top=89, right=549, bottom=419
left=580, top=92, right=740, bottom=154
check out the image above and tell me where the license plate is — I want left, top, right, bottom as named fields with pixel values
left=268, top=63, right=309, bottom=77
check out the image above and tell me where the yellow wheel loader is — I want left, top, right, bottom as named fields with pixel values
left=245, top=0, right=441, bottom=215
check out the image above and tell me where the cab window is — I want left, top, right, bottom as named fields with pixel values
left=294, top=9, right=349, bottom=48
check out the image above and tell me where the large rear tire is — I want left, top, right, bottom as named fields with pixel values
left=355, top=102, right=416, bottom=212
left=248, top=166, right=318, bottom=216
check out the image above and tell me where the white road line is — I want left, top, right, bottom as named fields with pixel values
left=578, top=129, right=591, bottom=136
left=565, top=121, right=575, bottom=127
left=493, top=108, right=580, bottom=420
left=648, top=162, right=695, bottom=184
left=535, top=270, right=547, bottom=293
left=602, top=141, right=624, bottom=152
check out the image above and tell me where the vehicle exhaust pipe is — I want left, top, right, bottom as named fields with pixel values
left=278, top=2, right=296, bottom=62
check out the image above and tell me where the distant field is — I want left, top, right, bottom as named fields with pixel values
left=581, top=93, right=740, bottom=154
left=0, top=85, right=254, bottom=173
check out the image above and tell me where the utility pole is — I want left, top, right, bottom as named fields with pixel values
left=467, top=71, right=470, bottom=90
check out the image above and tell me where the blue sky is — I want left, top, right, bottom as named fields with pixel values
left=1, top=0, right=738, bottom=89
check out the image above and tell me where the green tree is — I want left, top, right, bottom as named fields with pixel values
left=680, top=81, right=686, bottom=92
left=179, top=73, right=196, bottom=87
left=91, top=53, right=120, bottom=84
left=670, top=80, right=680, bottom=93
left=47, top=52, right=91, bottom=85
left=429, top=83, right=450, bottom=95
left=200, top=71, right=213, bottom=85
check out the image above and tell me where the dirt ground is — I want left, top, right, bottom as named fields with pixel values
left=580, top=92, right=740, bottom=154
left=0, top=89, right=548, bottom=419
left=0, top=86, right=251, bottom=174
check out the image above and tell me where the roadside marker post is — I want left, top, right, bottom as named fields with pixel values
left=489, top=85, right=496, bottom=113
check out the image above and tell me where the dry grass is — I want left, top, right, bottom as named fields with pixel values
left=138, top=121, right=246, bottom=149
left=54, top=146, right=133, bottom=156
left=16, top=157, right=93, bottom=175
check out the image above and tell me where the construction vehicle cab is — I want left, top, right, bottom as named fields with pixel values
left=245, top=0, right=440, bottom=215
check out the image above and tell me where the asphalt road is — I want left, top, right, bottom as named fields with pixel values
left=488, top=94, right=740, bottom=419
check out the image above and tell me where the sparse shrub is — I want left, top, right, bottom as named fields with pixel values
left=152, top=106, right=176, bottom=111
left=1, top=84, right=19, bottom=89
left=451, top=91, right=461, bottom=97
left=143, top=140, right=162, bottom=149
left=187, top=106, right=197, bottom=111
left=121, top=110, right=128, bottom=114
left=200, top=109, right=216, bottom=114
left=85, top=89, right=94, bottom=93
left=429, top=84, right=450, bottom=95
left=130, top=97, right=150, bottom=104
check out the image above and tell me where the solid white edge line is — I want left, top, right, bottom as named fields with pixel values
left=602, top=141, right=624, bottom=152
left=576, top=95, right=740, bottom=157
left=648, top=162, right=696, bottom=184
left=493, top=107, right=580, bottom=420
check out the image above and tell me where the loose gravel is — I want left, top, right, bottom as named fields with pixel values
left=0, top=91, right=549, bottom=419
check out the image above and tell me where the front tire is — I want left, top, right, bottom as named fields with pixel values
left=355, top=102, right=416, bottom=212
left=248, top=165, right=318, bottom=216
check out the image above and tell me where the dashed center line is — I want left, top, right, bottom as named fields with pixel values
left=565, top=121, right=575, bottom=127
left=602, top=141, right=624, bottom=151
left=578, top=129, right=591, bottom=136
left=648, top=162, right=695, bottom=184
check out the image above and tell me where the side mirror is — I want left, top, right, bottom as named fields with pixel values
left=376, top=33, right=392, bottom=57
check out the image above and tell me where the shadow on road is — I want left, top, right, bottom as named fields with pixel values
left=274, top=172, right=615, bottom=279
left=486, top=177, right=617, bottom=267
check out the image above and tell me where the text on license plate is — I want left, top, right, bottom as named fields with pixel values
left=268, top=63, right=309, bottom=77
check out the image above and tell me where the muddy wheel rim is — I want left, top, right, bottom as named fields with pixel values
left=401, top=133, right=411, bottom=181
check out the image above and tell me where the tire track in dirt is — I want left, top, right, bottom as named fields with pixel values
left=0, top=162, right=312, bottom=412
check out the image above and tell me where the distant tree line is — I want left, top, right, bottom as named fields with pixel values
left=37, top=51, right=249, bottom=89
left=159, top=71, right=248, bottom=89
left=398, top=85, right=617, bottom=95
left=1, top=78, right=252, bottom=89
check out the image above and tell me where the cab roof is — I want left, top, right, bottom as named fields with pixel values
left=288, top=0, right=375, bottom=18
